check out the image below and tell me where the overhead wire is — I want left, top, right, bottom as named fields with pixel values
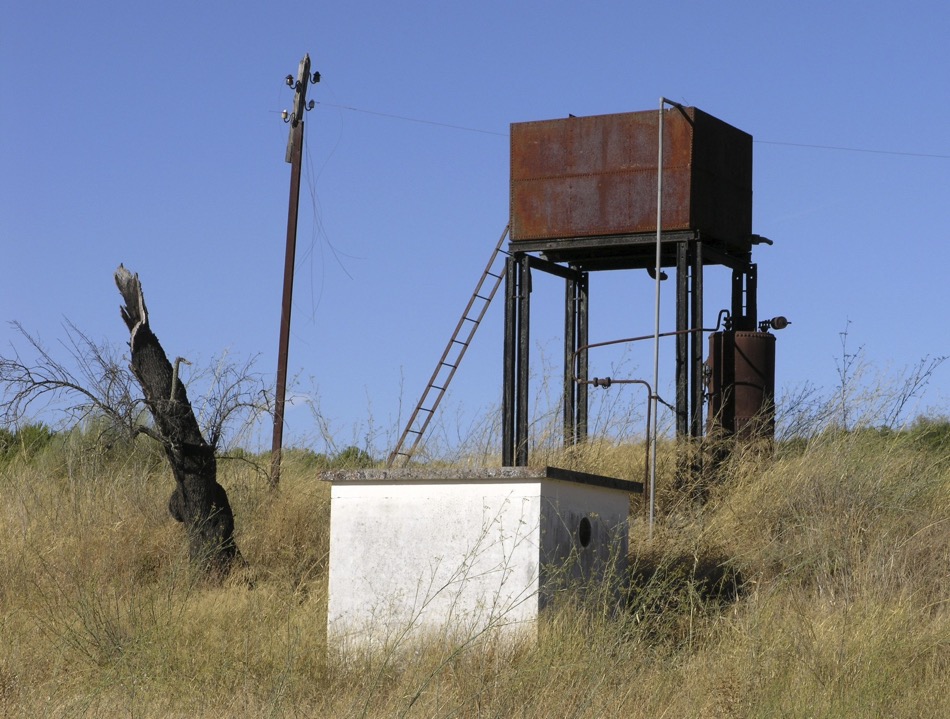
left=754, top=140, right=950, bottom=160
left=277, top=88, right=360, bottom=331
left=315, top=101, right=509, bottom=137
left=314, top=101, right=950, bottom=159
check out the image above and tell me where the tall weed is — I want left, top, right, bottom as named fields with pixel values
left=0, top=408, right=947, bottom=717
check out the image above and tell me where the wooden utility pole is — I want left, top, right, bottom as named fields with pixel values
left=271, top=53, right=319, bottom=487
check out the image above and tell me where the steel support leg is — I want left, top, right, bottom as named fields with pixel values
left=690, top=241, right=704, bottom=439
left=676, top=241, right=689, bottom=438
left=516, top=257, right=531, bottom=466
left=502, top=256, right=517, bottom=466
left=576, top=272, right=589, bottom=444
left=562, top=267, right=590, bottom=447
left=564, top=273, right=577, bottom=446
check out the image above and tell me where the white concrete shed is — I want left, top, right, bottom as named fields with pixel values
left=322, top=466, right=641, bottom=649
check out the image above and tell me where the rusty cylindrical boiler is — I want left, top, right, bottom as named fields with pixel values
left=706, top=330, right=777, bottom=439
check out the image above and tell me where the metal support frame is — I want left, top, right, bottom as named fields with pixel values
left=671, top=237, right=708, bottom=442
left=502, top=235, right=754, bottom=469
left=501, top=252, right=533, bottom=466
left=503, top=253, right=587, bottom=466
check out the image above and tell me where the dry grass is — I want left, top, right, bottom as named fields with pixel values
left=0, top=422, right=947, bottom=718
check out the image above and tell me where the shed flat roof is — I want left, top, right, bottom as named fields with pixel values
left=320, top=465, right=643, bottom=494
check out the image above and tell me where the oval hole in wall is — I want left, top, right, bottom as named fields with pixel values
left=578, top=516, right=592, bottom=547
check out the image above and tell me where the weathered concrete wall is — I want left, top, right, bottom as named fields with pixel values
left=324, top=467, right=638, bottom=650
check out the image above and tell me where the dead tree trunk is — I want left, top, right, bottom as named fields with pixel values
left=115, top=265, right=241, bottom=576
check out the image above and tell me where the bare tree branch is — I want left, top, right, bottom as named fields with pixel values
left=1, top=321, right=269, bottom=451
left=0, top=320, right=149, bottom=439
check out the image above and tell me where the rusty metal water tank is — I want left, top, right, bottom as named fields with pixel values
left=706, top=331, right=776, bottom=439
left=509, top=107, right=753, bottom=253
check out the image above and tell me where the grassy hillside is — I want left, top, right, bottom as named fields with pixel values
left=0, top=422, right=947, bottom=717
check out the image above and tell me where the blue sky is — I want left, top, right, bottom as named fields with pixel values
left=2, top=1, right=948, bottom=454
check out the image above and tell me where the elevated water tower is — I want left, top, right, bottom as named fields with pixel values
left=502, top=105, right=780, bottom=466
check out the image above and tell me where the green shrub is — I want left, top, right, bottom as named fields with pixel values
left=0, top=421, right=55, bottom=461
left=330, top=445, right=375, bottom=469
left=907, top=415, right=950, bottom=452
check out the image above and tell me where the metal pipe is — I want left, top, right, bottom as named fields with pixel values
left=570, top=323, right=720, bottom=529
left=585, top=378, right=652, bottom=502
left=569, top=315, right=729, bottom=388
left=649, top=97, right=683, bottom=538
left=571, top=324, right=721, bottom=364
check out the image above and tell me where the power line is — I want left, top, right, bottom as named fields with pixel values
left=315, top=101, right=949, bottom=160
left=315, top=101, right=507, bottom=137
left=756, top=140, right=950, bottom=160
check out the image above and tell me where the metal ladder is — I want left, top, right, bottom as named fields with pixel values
left=387, top=225, right=510, bottom=467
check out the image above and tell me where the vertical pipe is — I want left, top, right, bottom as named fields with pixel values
left=649, top=99, right=667, bottom=538
left=271, top=119, right=305, bottom=487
